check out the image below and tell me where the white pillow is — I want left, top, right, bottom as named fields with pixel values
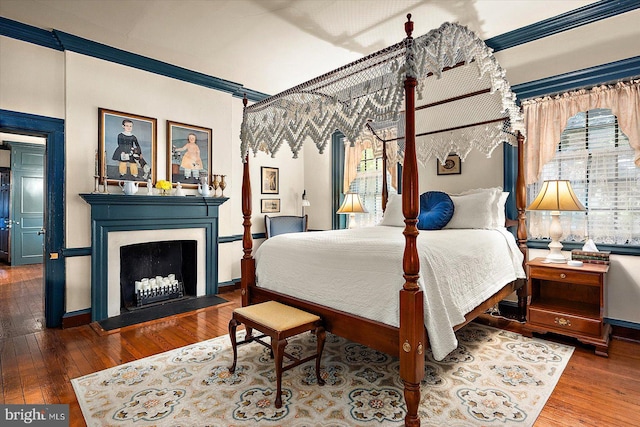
left=454, top=187, right=506, bottom=228
left=444, top=191, right=496, bottom=229
left=379, top=193, right=405, bottom=227
left=497, top=191, right=509, bottom=227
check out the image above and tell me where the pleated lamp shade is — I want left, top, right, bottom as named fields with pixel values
left=527, top=180, right=585, bottom=212
left=527, top=180, right=585, bottom=263
left=337, top=193, right=368, bottom=214
left=337, top=193, right=367, bottom=229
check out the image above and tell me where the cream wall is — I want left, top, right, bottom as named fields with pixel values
left=0, top=37, right=65, bottom=119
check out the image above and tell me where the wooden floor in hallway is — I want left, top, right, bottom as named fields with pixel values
left=0, top=263, right=639, bottom=426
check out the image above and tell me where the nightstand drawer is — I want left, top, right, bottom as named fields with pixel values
left=528, top=306, right=601, bottom=336
left=528, top=266, right=601, bottom=286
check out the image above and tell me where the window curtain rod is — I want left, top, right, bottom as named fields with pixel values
left=520, top=75, right=640, bottom=102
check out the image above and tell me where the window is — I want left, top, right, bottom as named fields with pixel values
left=528, top=108, right=640, bottom=246
left=332, top=131, right=398, bottom=229
left=347, top=147, right=390, bottom=228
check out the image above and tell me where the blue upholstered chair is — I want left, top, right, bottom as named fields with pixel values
left=264, top=215, right=308, bottom=239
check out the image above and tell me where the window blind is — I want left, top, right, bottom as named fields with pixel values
left=348, top=148, right=396, bottom=228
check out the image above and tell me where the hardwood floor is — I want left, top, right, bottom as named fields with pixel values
left=1, top=263, right=639, bottom=426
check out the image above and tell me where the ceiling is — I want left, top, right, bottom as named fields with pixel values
left=0, top=0, right=610, bottom=95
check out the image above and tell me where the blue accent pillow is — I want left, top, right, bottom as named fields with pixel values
left=417, top=191, right=454, bottom=230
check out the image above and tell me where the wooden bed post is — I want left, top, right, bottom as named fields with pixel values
left=399, top=14, right=425, bottom=427
left=382, top=140, right=388, bottom=212
left=241, top=95, right=255, bottom=308
left=515, top=130, right=528, bottom=320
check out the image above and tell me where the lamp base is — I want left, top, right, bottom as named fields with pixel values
left=546, top=211, right=566, bottom=263
left=544, top=252, right=567, bottom=263
left=347, top=213, right=356, bottom=229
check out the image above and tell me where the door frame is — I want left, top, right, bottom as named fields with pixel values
left=0, top=109, right=65, bottom=327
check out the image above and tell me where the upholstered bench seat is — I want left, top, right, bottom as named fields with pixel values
left=228, top=301, right=325, bottom=408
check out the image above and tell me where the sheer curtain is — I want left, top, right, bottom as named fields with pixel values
left=342, top=137, right=398, bottom=228
left=522, top=80, right=640, bottom=186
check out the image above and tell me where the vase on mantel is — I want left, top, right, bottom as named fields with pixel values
left=219, top=175, right=226, bottom=197
left=212, top=175, right=220, bottom=197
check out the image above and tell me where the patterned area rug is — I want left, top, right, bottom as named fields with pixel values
left=72, top=323, right=573, bottom=426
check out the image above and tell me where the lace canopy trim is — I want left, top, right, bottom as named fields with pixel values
left=240, top=22, right=525, bottom=163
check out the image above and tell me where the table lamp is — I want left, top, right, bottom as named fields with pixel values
left=527, top=180, right=585, bottom=263
left=337, top=192, right=368, bottom=229
left=301, top=190, right=310, bottom=217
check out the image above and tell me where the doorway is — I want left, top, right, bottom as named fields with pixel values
left=1, top=142, right=45, bottom=265
left=0, top=109, right=65, bottom=328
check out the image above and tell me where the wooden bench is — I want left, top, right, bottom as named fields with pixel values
left=228, top=301, right=326, bottom=408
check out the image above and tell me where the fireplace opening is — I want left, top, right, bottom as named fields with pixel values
left=120, top=240, right=197, bottom=312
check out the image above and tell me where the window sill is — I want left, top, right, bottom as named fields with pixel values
left=527, top=240, right=640, bottom=256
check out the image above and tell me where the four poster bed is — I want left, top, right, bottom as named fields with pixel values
left=239, top=16, right=528, bottom=426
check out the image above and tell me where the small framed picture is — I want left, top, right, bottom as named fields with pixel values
left=167, top=121, right=212, bottom=188
left=99, top=108, right=157, bottom=185
left=261, top=166, right=279, bottom=194
left=261, top=198, right=281, bottom=213
left=436, top=154, right=462, bottom=175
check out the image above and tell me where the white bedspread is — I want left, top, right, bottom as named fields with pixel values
left=255, top=225, right=525, bottom=360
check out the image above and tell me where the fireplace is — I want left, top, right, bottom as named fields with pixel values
left=81, top=193, right=227, bottom=322
left=120, top=240, right=197, bottom=311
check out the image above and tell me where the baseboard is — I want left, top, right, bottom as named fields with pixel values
left=218, top=278, right=240, bottom=293
left=611, top=326, right=640, bottom=343
left=62, top=308, right=92, bottom=328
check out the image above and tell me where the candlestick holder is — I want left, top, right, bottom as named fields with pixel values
left=92, top=175, right=101, bottom=194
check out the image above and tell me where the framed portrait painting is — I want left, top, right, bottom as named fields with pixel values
left=261, top=166, right=279, bottom=194
left=436, top=154, right=462, bottom=175
left=99, top=108, right=157, bottom=185
left=167, top=121, right=212, bottom=188
left=261, top=198, right=281, bottom=213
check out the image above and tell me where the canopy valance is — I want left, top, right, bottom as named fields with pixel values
left=240, top=22, right=525, bottom=165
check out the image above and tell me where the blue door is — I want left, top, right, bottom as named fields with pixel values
left=10, top=143, right=44, bottom=266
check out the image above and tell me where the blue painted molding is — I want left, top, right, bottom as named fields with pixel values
left=0, top=109, right=66, bottom=328
left=0, top=16, right=62, bottom=50
left=513, top=56, right=640, bottom=100
left=218, top=278, right=240, bottom=288
left=62, top=308, right=91, bottom=319
left=219, top=233, right=265, bottom=243
left=60, top=247, right=92, bottom=257
left=486, top=0, right=640, bottom=52
left=605, top=317, right=640, bottom=330
left=331, top=131, right=347, bottom=230
left=502, top=143, right=519, bottom=229
left=527, top=240, right=640, bottom=256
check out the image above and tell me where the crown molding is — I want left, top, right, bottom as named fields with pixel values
left=0, top=16, right=62, bottom=50
left=513, top=55, right=640, bottom=100
left=486, top=0, right=640, bottom=52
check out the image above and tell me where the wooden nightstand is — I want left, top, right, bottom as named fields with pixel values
left=523, top=257, right=611, bottom=357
